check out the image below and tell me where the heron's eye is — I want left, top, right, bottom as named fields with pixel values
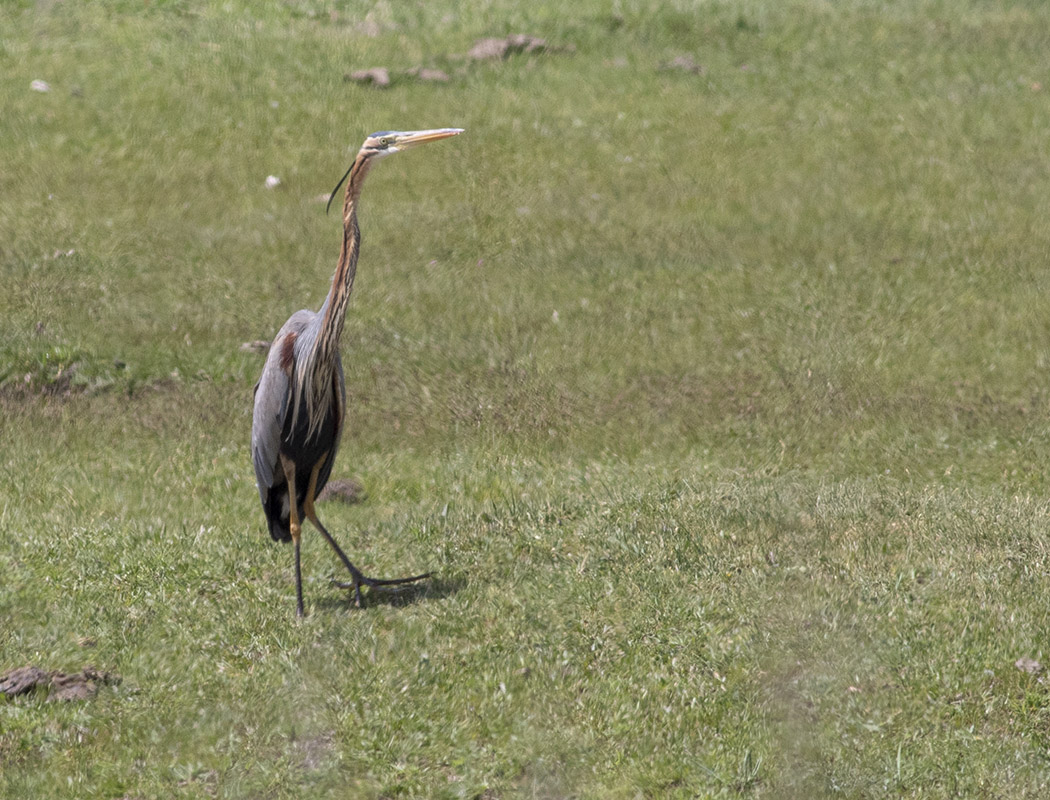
left=379, top=137, right=391, bottom=147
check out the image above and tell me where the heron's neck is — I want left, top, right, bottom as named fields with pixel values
left=314, top=156, right=371, bottom=369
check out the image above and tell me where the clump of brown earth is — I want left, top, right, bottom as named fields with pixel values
left=465, top=34, right=551, bottom=60
left=0, top=666, right=121, bottom=702
left=660, top=54, right=705, bottom=74
left=317, top=477, right=366, bottom=504
left=345, top=34, right=568, bottom=87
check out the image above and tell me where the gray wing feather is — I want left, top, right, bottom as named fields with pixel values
left=250, top=311, right=315, bottom=503
left=251, top=354, right=288, bottom=503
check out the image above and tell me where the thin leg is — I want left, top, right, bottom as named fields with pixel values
left=303, top=453, right=431, bottom=608
left=280, top=455, right=305, bottom=618
left=294, top=538, right=303, bottom=618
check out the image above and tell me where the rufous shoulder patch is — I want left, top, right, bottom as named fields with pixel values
left=279, top=331, right=298, bottom=374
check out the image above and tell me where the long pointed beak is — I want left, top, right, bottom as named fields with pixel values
left=326, top=128, right=465, bottom=214
left=393, top=128, right=464, bottom=150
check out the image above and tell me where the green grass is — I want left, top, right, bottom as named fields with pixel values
left=4, top=0, right=1050, bottom=796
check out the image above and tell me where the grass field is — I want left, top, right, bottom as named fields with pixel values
left=4, top=0, right=1050, bottom=796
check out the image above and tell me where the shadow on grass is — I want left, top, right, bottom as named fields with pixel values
left=315, top=574, right=463, bottom=611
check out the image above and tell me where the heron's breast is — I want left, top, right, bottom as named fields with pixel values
left=280, top=390, right=341, bottom=472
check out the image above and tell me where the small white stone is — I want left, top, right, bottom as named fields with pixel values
left=264, top=175, right=281, bottom=189
left=31, top=80, right=51, bottom=93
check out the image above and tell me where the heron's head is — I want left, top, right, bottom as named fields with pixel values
left=327, top=127, right=464, bottom=213
left=362, top=128, right=464, bottom=158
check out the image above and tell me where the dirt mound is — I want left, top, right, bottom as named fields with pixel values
left=466, top=34, right=549, bottom=61
left=317, top=477, right=366, bottom=504
left=0, top=666, right=121, bottom=702
left=240, top=340, right=270, bottom=354
left=344, top=33, right=569, bottom=89
left=345, top=67, right=391, bottom=87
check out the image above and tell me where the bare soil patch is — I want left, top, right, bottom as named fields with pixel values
left=345, top=34, right=569, bottom=88
left=317, top=477, right=366, bottom=504
left=0, top=666, right=121, bottom=702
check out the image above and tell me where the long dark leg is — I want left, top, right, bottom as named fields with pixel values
left=280, top=455, right=305, bottom=618
left=294, top=537, right=303, bottom=617
left=303, top=454, right=430, bottom=608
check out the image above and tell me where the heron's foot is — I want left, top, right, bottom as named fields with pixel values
left=332, top=569, right=432, bottom=607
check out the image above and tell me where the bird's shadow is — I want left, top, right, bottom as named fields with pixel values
left=314, top=573, right=463, bottom=612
